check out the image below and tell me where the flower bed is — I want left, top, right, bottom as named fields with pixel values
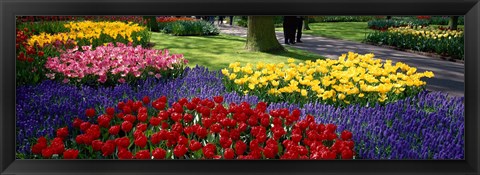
left=365, top=26, right=464, bottom=60
left=16, top=66, right=229, bottom=157
left=388, top=26, right=464, bottom=38
left=16, top=27, right=76, bottom=86
left=15, top=17, right=464, bottom=161
left=156, top=16, right=197, bottom=23
left=367, top=19, right=430, bottom=31
left=44, top=42, right=187, bottom=86
left=222, top=52, right=434, bottom=107
left=16, top=16, right=80, bottom=23
left=29, top=95, right=355, bottom=159
left=84, top=16, right=148, bottom=25
left=157, top=16, right=198, bottom=31
left=27, top=20, right=150, bottom=48
left=162, top=20, right=219, bottom=36
left=16, top=66, right=464, bottom=159
left=266, top=91, right=464, bottom=159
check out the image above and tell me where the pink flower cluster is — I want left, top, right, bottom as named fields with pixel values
left=45, top=42, right=188, bottom=83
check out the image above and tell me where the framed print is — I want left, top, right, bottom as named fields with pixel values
left=1, top=0, right=479, bottom=174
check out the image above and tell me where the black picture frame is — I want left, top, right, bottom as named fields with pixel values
left=1, top=0, right=479, bottom=174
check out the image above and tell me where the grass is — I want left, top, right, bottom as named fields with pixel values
left=150, top=32, right=325, bottom=70
left=276, top=22, right=372, bottom=42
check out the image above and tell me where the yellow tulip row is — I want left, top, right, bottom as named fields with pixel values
left=222, top=52, right=434, bottom=106
left=388, top=26, right=463, bottom=40
left=28, top=21, right=146, bottom=47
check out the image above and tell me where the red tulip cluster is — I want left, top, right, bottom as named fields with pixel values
left=83, top=16, right=148, bottom=25
left=416, top=16, right=431, bottom=20
left=16, top=28, right=39, bottom=63
left=156, top=16, right=197, bottom=23
left=16, top=16, right=79, bottom=23
left=30, top=95, right=355, bottom=159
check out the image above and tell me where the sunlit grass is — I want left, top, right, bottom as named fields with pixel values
left=276, top=22, right=371, bottom=42
left=150, top=32, right=325, bottom=70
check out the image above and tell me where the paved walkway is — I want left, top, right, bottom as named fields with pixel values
left=217, top=24, right=464, bottom=97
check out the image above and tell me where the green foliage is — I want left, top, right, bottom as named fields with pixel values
left=236, top=16, right=248, bottom=27
left=158, top=22, right=169, bottom=30
left=429, top=16, right=464, bottom=25
left=367, top=16, right=464, bottom=30
left=162, top=20, right=219, bottom=36
left=234, top=16, right=286, bottom=27
left=273, top=16, right=284, bottom=27
left=16, top=46, right=62, bottom=86
left=17, top=21, right=70, bottom=34
left=144, top=16, right=160, bottom=32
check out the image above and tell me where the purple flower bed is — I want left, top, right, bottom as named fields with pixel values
left=265, top=91, right=464, bottom=159
left=16, top=66, right=464, bottom=159
left=16, top=66, right=251, bottom=156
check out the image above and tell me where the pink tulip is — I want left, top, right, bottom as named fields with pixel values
left=45, top=42, right=186, bottom=84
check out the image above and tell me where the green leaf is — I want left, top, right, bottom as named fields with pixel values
left=207, top=133, right=215, bottom=143
left=194, top=150, right=203, bottom=159
left=33, top=74, right=40, bottom=83
left=278, top=143, right=283, bottom=156
left=166, top=150, right=173, bottom=159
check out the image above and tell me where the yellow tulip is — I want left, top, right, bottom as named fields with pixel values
left=229, top=73, right=237, bottom=80
left=338, top=93, right=346, bottom=100
left=424, top=71, right=434, bottom=78
left=301, top=89, right=308, bottom=97
left=221, top=68, right=229, bottom=75
left=248, top=83, right=255, bottom=90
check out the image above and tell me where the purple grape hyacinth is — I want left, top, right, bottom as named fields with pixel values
left=16, top=66, right=464, bottom=159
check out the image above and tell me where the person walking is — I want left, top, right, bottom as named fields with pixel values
left=229, top=16, right=234, bottom=25
left=218, top=16, right=225, bottom=25
left=295, top=16, right=305, bottom=43
left=283, top=16, right=297, bottom=45
left=203, top=16, right=215, bottom=24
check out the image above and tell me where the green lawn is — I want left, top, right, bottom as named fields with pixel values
left=276, top=22, right=372, bottom=42
left=150, top=32, right=325, bottom=70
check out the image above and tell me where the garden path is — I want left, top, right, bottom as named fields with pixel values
left=217, top=24, right=464, bottom=97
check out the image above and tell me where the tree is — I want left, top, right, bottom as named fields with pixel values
left=143, top=16, right=159, bottom=32
left=386, top=16, right=392, bottom=20
left=303, top=16, right=311, bottom=30
left=448, top=16, right=459, bottom=30
left=245, top=16, right=284, bottom=52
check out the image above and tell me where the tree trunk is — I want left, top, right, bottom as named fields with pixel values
left=245, top=16, right=284, bottom=52
left=303, top=16, right=311, bottom=30
left=143, top=16, right=159, bottom=32
left=448, top=16, right=459, bottom=30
